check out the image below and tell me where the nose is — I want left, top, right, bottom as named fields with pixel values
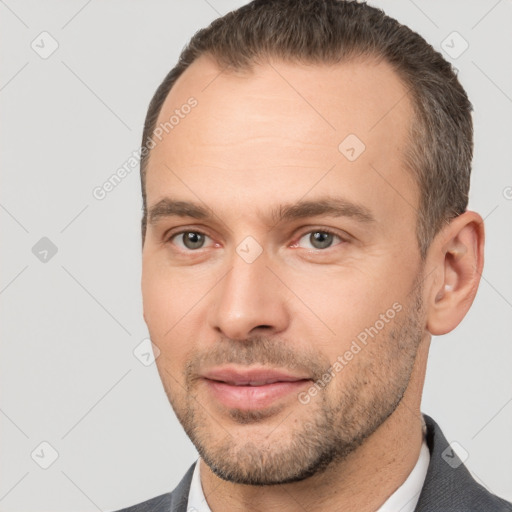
left=208, top=248, right=290, bottom=341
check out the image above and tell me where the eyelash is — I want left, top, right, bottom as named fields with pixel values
left=165, top=227, right=347, bottom=251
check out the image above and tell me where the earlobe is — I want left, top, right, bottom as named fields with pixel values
left=426, top=211, right=485, bottom=336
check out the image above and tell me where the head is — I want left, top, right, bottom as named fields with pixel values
left=140, top=0, right=484, bottom=486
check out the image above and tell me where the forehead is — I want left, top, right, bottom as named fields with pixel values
left=146, top=54, right=418, bottom=228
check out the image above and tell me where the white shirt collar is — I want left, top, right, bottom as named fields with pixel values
left=187, top=426, right=429, bottom=512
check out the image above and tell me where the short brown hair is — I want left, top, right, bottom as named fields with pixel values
left=140, top=0, right=473, bottom=258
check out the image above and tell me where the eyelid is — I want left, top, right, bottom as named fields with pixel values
left=164, top=225, right=211, bottom=241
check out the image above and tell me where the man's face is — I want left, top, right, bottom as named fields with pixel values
left=141, top=55, right=427, bottom=485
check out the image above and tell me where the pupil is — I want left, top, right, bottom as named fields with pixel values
left=184, top=232, right=204, bottom=249
left=311, top=231, right=333, bottom=249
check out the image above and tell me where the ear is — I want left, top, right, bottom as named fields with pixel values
left=426, top=211, right=485, bottom=336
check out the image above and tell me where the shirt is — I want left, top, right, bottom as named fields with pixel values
left=187, top=424, right=430, bottom=512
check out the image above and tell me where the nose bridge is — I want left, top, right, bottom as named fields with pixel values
left=209, top=244, right=289, bottom=339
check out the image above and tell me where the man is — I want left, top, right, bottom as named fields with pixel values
left=117, top=0, right=512, bottom=510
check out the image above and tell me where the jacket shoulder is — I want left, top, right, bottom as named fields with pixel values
left=416, top=415, right=512, bottom=512
left=111, top=461, right=196, bottom=512
left=112, top=492, right=173, bottom=512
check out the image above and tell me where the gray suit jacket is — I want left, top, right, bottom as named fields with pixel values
left=115, top=414, right=512, bottom=511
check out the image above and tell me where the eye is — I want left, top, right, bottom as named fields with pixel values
left=169, top=231, right=213, bottom=250
left=296, top=229, right=344, bottom=250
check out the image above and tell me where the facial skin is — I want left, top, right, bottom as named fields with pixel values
left=141, top=55, right=484, bottom=511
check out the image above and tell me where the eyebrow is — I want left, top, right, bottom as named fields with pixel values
left=147, top=196, right=376, bottom=226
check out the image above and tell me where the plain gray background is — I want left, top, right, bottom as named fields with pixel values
left=1, top=0, right=511, bottom=510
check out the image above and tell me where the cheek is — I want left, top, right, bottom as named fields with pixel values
left=141, top=261, right=212, bottom=364
left=141, top=264, right=169, bottom=333
left=141, top=263, right=187, bottom=357
left=288, top=265, right=407, bottom=351
left=142, top=260, right=196, bottom=326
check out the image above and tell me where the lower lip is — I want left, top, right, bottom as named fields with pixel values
left=204, top=379, right=311, bottom=409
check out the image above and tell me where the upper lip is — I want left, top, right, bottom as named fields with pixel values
left=201, top=366, right=311, bottom=386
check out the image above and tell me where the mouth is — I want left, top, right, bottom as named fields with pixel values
left=200, top=366, right=312, bottom=410
left=209, top=377, right=306, bottom=386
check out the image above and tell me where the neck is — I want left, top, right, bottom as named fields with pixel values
left=200, top=339, right=429, bottom=512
